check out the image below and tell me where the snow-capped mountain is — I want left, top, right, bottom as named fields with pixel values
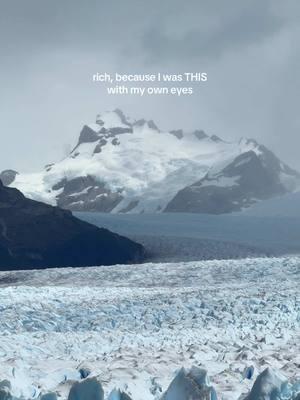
left=4, top=109, right=300, bottom=214
left=165, top=141, right=300, bottom=213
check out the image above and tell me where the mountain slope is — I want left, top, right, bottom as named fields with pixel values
left=0, top=179, right=144, bottom=270
left=165, top=143, right=300, bottom=213
left=4, top=109, right=300, bottom=214
left=235, top=190, right=300, bottom=217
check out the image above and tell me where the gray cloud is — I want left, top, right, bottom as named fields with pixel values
left=141, top=0, right=285, bottom=63
left=0, top=0, right=299, bottom=172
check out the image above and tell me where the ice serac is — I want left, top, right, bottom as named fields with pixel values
left=7, top=111, right=300, bottom=214
left=68, top=379, right=104, bottom=400
left=162, top=366, right=217, bottom=400
left=0, top=380, right=12, bottom=400
left=165, top=140, right=300, bottom=213
left=0, top=179, right=144, bottom=270
left=244, top=368, right=292, bottom=400
left=40, top=393, right=58, bottom=400
left=108, top=389, right=133, bottom=400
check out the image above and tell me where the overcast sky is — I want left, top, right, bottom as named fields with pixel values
left=1, top=0, right=299, bottom=172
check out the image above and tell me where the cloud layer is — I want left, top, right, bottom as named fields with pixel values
left=0, top=0, right=299, bottom=171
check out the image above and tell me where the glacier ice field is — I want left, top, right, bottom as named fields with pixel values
left=0, top=256, right=299, bottom=399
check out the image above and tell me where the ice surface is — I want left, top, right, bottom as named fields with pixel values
left=0, top=257, right=299, bottom=400
left=76, top=212, right=300, bottom=256
left=162, top=366, right=218, bottom=400
left=68, top=378, right=104, bottom=400
left=235, top=191, right=300, bottom=218
left=244, top=367, right=300, bottom=400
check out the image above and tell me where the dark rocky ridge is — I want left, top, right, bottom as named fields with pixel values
left=165, top=148, right=300, bottom=214
left=0, top=179, right=144, bottom=270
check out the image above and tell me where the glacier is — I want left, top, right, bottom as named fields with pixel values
left=0, top=256, right=299, bottom=400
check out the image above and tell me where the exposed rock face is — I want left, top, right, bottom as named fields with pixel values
left=170, top=129, right=184, bottom=139
left=6, top=110, right=300, bottom=214
left=77, top=125, right=101, bottom=146
left=68, top=379, right=104, bottom=400
left=165, top=146, right=300, bottom=214
left=0, top=180, right=144, bottom=270
left=52, top=176, right=123, bottom=212
left=162, top=367, right=217, bottom=400
left=193, top=130, right=208, bottom=140
left=0, top=170, right=18, bottom=186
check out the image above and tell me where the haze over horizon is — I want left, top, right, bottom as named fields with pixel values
left=0, top=0, right=299, bottom=173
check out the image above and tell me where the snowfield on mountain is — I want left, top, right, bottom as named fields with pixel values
left=4, top=109, right=300, bottom=214
left=0, top=256, right=299, bottom=400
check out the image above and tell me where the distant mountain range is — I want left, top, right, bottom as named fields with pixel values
left=2, top=109, right=300, bottom=214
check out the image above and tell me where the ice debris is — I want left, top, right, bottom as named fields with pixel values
left=162, top=366, right=218, bottom=400
left=244, top=367, right=299, bottom=400
left=108, top=388, right=133, bottom=400
left=0, top=380, right=12, bottom=400
left=1, top=367, right=300, bottom=400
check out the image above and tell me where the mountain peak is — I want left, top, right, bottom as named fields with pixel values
left=193, top=130, right=208, bottom=140
left=7, top=110, right=300, bottom=214
left=73, top=110, right=164, bottom=152
left=239, top=137, right=259, bottom=149
left=132, top=118, right=160, bottom=131
left=95, top=109, right=131, bottom=130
